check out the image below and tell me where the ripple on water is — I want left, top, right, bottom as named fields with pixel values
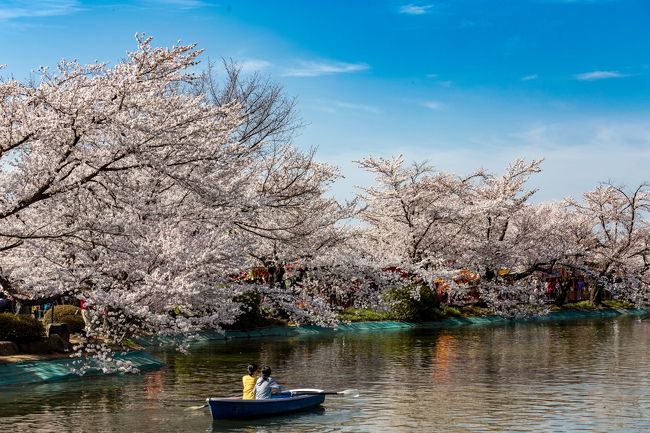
left=1, top=316, right=649, bottom=432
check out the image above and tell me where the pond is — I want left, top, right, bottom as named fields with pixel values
left=1, top=316, right=649, bottom=432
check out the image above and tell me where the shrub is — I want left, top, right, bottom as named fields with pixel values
left=339, top=308, right=391, bottom=322
left=440, top=306, right=462, bottom=318
left=559, top=300, right=598, bottom=311
left=602, top=299, right=634, bottom=309
left=0, top=313, right=45, bottom=342
left=384, top=284, right=440, bottom=322
left=458, top=305, right=490, bottom=317
left=42, top=304, right=86, bottom=333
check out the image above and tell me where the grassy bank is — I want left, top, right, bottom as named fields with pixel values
left=337, top=300, right=637, bottom=323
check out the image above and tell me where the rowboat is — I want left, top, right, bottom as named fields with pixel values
left=206, top=389, right=326, bottom=420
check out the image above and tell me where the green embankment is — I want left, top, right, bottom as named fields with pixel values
left=2, top=306, right=646, bottom=387
left=134, top=307, right=650, bottom=348
left=0, top=351, right=164, bottom=388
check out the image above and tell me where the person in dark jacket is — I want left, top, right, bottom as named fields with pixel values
left=0, top=293, right=12, bottom=313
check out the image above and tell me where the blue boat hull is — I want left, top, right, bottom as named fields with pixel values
left=207, top=392, right=326, bottom=420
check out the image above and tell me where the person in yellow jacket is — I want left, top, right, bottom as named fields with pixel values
left=242, top=364, right=258, bottom=399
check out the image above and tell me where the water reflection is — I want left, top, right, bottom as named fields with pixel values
left=0, top=317, right=648, bottom=432
left=209, top=407, right=326, bottom=433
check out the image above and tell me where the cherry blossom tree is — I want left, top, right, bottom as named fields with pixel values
left=2, top=33, right=649, bottom=367
left=354, top=154, right=650, bottom=312
left=236, top=145, right=356, bottom=324
left=197, top=60, right=358, bottom=324
left=452, top=159, right=550, bottom=311
left=351, top=155, right=480, bottom=315
left=0, top=35, right=253, bottom=343
left=354, top=157, right=580, bottom=314
left=0, top=35, right=353, bottom=359
left=567, top=182, right=650, bottom=305
left=355, top=155, right=471, bottom=272
left=456, top=159, right=543, bottom=273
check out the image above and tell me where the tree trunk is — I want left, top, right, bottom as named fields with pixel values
left=554, top=281, right=569, bottom=307
left=266, top=261, right=285, bottom=289
left=590, top=285, right=603, bottom=306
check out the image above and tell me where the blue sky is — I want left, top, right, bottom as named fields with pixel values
left=1, top=0, right=649, bottom=201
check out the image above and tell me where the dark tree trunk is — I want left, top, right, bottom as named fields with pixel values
left=266, top=261, right=286, bottom=289
left=554, top=281, right=569, bottom=307
left=591, top=286, right=603, bottom=306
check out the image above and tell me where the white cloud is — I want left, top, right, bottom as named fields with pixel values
left=317, top=118, right=650, bottom=203
left=313, top=99, right=381, bottom=115
left=474, top=120, right=650, bottom=200
left=0, top=0, right=81, bottom=20
left=426, top=73, right=438, bottom=79
left=283, top=61, right=370, bottom=77
left=399, top=3, right=434, bottom=15
left=239, top=58, right=272, bottom=72
left=575, top=70, right=628, bottom=81
left=421, top=101, right=444, bottom=111
left=149, top=0, right=206, bottom=7
left=522, top=74, right=539, bottom=81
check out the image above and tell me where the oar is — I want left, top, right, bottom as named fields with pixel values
left=291, top=389, right=360, bottom=397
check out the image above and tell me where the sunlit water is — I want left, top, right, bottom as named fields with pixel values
left=1, top=316, right=649, bottom=432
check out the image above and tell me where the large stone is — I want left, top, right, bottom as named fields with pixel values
left=18, top=340, right=51, bottom=354
left=0, top=341, right=19, bottom=356
left=47, top=323, right=70, bottom=343
left=48, top=334, right=70, bottom=353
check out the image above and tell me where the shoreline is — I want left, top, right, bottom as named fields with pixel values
left=2, top=307, right=647, bottom=388
left=135, top=306, right=650, bottom=347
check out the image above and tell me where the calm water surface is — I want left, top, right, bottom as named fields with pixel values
left=1, top=316, right=649, bottom=432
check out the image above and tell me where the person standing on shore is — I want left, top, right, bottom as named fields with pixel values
left=79, top=298, right=92, bottom=333
left=0, top=293, right=11, bottom=313
left=242, top=363, right=258, bottom=400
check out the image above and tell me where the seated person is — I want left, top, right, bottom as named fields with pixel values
left=242, top=363, right=258, bottom=400
left=253, top=366, right=281, bottom=400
